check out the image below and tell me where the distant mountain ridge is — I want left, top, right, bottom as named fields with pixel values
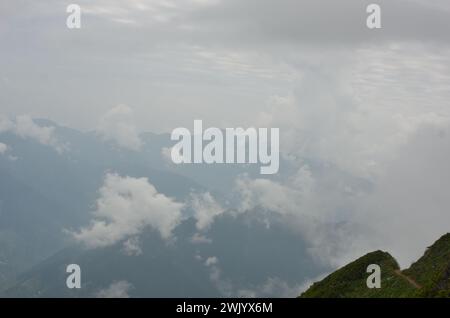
left=300, top=233, right=450, bottom=298
left=1, top=116, right=328, bottom=297
left=0, top=119, right=207, bottom=288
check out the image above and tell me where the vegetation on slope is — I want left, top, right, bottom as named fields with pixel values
left=300, top=233, right=450, bottom=298
left=404, top=233, right=450, bottom=298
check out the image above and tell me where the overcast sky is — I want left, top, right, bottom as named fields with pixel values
left=1, top=0, right=450, bottom=269
left=1, top=0, right=449, bottom=132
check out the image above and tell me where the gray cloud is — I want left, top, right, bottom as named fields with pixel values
left=185, top=0, right=450, bottom=46
left=354, top=124, right=450, bottom=267
left=0, top=142, right=8, bottom=154
left=96, top=105, right=143, bottom=151
left=2, top=1, right=449, bottom=132
left=227, top=42, right=450, bottom=268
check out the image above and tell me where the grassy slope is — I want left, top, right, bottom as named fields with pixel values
left=300, top=233, right=450, bottom=298
left=404, top=233, right=450, bottom=298
left=300, top=251, right=417, bottom=298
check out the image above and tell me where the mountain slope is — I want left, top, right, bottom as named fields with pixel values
left=0, top=118, right=329, bottom=298
left=0, top=122, right=208, bottom=288
left=0, top=168, right=69, bottom=286
left=404, top=233, right=450, bottom=297
left=300, top=233, right=450, bottom=298
left=300, top=251, right=417, bottom=298
left=1, top=226, right=219, bottom=298
left=1, top=214, right=324, bottom=297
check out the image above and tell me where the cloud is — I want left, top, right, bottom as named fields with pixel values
left=70, top=174, right=225, bottom=251
left=0, top=115, right=69, bottom=154
left=252, top=43, right=450, bottom=179
left=234, top=166, right=352, bottom=267
left=161, top=146, right=174, bottom=165
left=190, top=233, right=212, bottom=244
left=237, top=277, right=308, bottom=298
left=3, top=1, right=449, bottom=134
left=0, top=116, right=14, bottom=133
left=204, top=256, right=218, bottom=267
left=201, top=256, right=233, bottom=297
left=190, top=192, right=225, bottom=231
left=82, top=0, right=220, bottom=26
left=234, top=122, right=450, bottom=268
left=71, top=173, right=184, bottom=249
left=0, top=142, right=16, bottom=160
left=14, top=115, right=68, bottom=153
left=353, top=124, right=450, bottom=267
left=224, top=42, right=450, bottom=269
left=122, top=237, right=143, bottom=256
left=199, top=254, right=315, bottom=297
left=0, top=142, right=8, bottom=154
left=96, top=281, right=133, bottom=298
left=236, top=166, right=315, bottom=215
left=96, top=105, right=143, bottom=151
left=196, top=0, right=450, bottom=46
left=2, top=0, right=450, bottom=289
left=0, top=115, right=67, bottom=153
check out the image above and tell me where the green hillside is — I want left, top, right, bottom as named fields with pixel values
left=404, top=233, right=450, bottom=298
left=300, top=233, right=450, bottom=298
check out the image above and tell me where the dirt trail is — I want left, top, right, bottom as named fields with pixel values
left=394, top=270, right=422, bottom=289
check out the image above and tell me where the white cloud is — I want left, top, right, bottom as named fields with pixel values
left=97, top=105, right=143, bottom=151
left=14, top=115, right=68, bottom=153
left=96, top=281, right=133, bottom=298
left=204, top=256, right=218, bottom=267
left=0, top=115, right=67, bottom=153
left=236, top=166, right=316, bottom=216
left=71, top=173, right=184, bottom=249
left=190, top=192, right=225, bottom=231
